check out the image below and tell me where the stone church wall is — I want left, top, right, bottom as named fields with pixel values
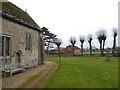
left=0, top=17, right=41, bottom=68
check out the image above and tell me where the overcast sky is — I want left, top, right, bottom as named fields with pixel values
left=8, top=0, right=119, bottom=49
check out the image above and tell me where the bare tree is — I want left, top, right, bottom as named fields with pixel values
left=96, top=29, right=107, bottom=56
left=70, top=37, right=76, bottom=56
left=80, top=36, right=85, bottom=56
left=54, top=39, right=62, bottom=61
left=88, top=34, right=92, bottom=55
left=112, top=28, right=117, bottom=55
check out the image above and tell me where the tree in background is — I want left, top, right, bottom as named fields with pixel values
left=54, top=39, right=62, bottom=61
left=87, top=34, right=92, bottom=55
left=112, top=28, right=117, bottom=55
left=96, top=29, right=107, bottom=56
left=80, top=36, right=85, bottom=56
left=41, top=27, right=57, bottom=55
left=70, top=37, right=76, bottom=56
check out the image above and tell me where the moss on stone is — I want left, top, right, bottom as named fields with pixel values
left=2, top=2, right=40, bottom=30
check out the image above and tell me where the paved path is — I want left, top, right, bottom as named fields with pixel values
left=2, top=61, right=58, bottom=88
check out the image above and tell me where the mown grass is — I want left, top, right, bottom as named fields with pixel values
left=45, top=56, right=118, bottom=88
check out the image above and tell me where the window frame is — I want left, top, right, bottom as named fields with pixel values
left=0, top=35, right=11, bottom=57
left=0, top=36, right=4, bottom=56
left=25, top=33, right=31, bottom=50
left=6, top=37, right=10, bottom=56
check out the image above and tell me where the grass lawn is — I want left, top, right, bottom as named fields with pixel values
left=45, top=56, right=118, bottom=88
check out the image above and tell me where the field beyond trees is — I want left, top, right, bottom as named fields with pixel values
left=45, top=56, right=118, bottom=88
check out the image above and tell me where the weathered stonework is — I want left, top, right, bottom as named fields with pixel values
left=0, top=17, right=44, bottom=68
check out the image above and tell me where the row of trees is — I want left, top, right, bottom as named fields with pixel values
left=54, top=28, right=118, bottom=57
left=71, top=28, right=118, bottom=56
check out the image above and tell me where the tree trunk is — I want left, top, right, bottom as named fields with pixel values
left=99, top=41, right=103, bottom=56
left=89, top=42, right=92, bottom=55
left=46, top=40, right=50, bottom=56
left=58, top=46, right=61, bottom=61
left=112, top=36, right=116, bottom=55
left=102, top=39, right=106, bottom=56
left=81, top=44, right=83, bottom=56
left=72, top=44, right=74, bottom=56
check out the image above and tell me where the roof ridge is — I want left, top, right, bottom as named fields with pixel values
left=1, top=1, right=41, bottom=31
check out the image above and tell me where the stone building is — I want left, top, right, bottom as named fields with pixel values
left=0, top=2, right=44, bottom=68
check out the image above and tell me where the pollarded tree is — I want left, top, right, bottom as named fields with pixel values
left=96, top=29, right=107, bottom=56
left=102, top=33, right=107, bottom=54
left=70, top=37, right=76, bottom=56
left=112, top=28, right=117, bottom=55
left=80, top=36, right=85, bottom=56
left=87, top=34, right=92, bottom=55
left=54, top=39, right=62, bottom=61
left=97, top=36, right=103, bottom=55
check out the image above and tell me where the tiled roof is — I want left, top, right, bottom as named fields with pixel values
left=65, top=45, right=80, bottom=50
left=1, top=1, right=41, bottom=31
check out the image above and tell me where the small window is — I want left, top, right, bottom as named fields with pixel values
left=0, top=36, right=10, bottom=56
left=6, top=37, right=10, bottom=56
left=25, top=33, right=31, bottom=50
left=0, top=36, right=4, bottom=56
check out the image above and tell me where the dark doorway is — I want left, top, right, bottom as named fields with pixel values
left=15, top=53, right=20, bottom=65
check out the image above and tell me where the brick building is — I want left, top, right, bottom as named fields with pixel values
left=64, top=45, right=81, bottom=56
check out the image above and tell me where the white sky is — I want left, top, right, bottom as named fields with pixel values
left=8, top=0, right=119, bottom=49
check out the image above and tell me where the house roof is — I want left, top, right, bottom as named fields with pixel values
left=1, top=1, right=41, bottom=31
left=65, top=45, right=80, bottom=51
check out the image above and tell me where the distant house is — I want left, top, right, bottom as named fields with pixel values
left=49, top=48, right=65, bottom=56
left=64, top=45, right=81, bottom=56
left=49, top=49, right=58, bottom=55
left=0, top=2, right=44, bottom=69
